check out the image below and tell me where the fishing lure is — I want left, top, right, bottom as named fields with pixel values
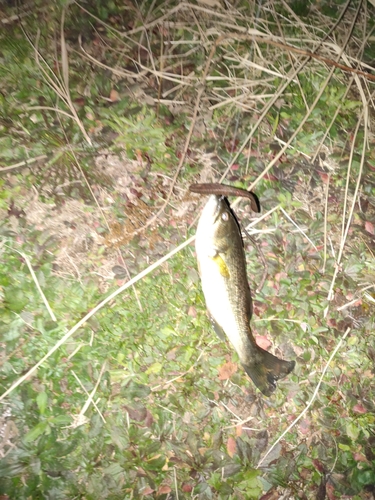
left=189, top=183, right=260, bottom=213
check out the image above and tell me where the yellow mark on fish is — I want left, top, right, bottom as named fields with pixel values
left=212, top=254, right=230, bottom=277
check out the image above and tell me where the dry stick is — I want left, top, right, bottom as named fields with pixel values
left=0, top=203, right=279, bottom=401
left=272, top=1, right=310, bottom=114
left=71, top=369, right=106, bottom=424
left=257, top=327, right=351, bottom=468
left=0, top=235, right=195, bottom=402
left=20, top=17, right=92, bottom=146
left=322, top=174, right=331, bottom=274
left=310, top=81, right=351, bottom=164
left=151, top=339, right=214, bottom=391
left=310, top=8, right=375, bottom=164
left=279, top=207, right=317, bottom=250
left=55, top=115, right=143, bottom=313
left=324, top=108, right=368, bottom=314
left=49, top=6, right=143, bottom=312
left=0, top=155, right=48, bottom=173
left=324, top=62, right=369, bottom=314
left=341, top=113, right=363, bottom=245
left=12, top=249, right=57, bottom=322
left=132, top=37, right=220, bottom=235
left=234, top=62, right=336, bottom=200
left=244, top=9, right=362, bottom=196
left=219, top=47, right=319, bottom=191
left=173, top=466, right=179, bottom=500
left=146, top=24, right=375, bottom=82
left=74, top=362, right=107, bottom=426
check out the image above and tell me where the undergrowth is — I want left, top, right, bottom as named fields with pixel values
left=1, top=1, right=375, bottom=499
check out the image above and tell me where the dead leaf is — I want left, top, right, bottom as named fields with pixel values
left=157, top=485, right=171, bottom=495
left=326, top=482, right=336, bottom=500
left=236, top=425, right=243, bottom=437
left=312, top=459, right=325, bottom=473
left=188, top=306, right=197, bottom=318
left=299, top=418, right=311, bottom=435
left=109, top=89, right=120, bottom=102
left=255, top=335, right=272, bottom=350
left=318, top=171, right=330, bottom=184
left=227, top=436, right=236, bottom=457
left=218, top=361, right=238, bottom=380
left=353, top=452, right=368, bottom=462
left=141, top=486, right=154, bottom=496
left=365, top=221, right=375, bottom=235
left=259, top=490, right=280, bottom=500
left=182, top=483, right=193, bottom=492
left=353, top=403, right=367, bottom=414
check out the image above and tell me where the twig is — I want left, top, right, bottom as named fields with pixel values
left=133, top=35, right=221, bottom=234
left=71, top=363, right=107, bottom=427
left=0, top=235, right=195, bottom=402
left=151, top=339, right=214, bottom=391
left=173, top=466, right=179, bottom=500
left=0, top=155, right=48, bottom=172
left=280, top=207, right=317, bottom=251
left=322, top=175, right=331, bottom=274
left=71, top=367, right=106, bottom=425
left=324, top=53, right=369, bottom=315
left=12, top=248, right=57, bottom=322
left=257, top=327, right=351, bottom=468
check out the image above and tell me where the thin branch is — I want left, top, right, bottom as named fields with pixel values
left=12, top=248, right=57, bottom=322
left=257, top=327, right=351, bottom=468
left=0, top=235, right=195, bottom=402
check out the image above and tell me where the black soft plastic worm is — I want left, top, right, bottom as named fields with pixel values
left=189, top=183, right=260, bottom=213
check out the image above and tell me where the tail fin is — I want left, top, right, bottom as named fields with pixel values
left=242, top=346, right=295, bottom=397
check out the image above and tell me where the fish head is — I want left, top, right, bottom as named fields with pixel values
left=196, top=195, right=242, bottom=256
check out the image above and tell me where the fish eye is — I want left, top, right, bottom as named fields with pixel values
left=221, top=212, right=229, bottom=222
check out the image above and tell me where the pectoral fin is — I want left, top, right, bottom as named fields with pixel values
left=209, top=315, right=226, bottom=341
left=211, top=254, right=230, bottom=278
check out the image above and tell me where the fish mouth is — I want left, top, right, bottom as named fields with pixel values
left=204, top=195, right=227, bottom=223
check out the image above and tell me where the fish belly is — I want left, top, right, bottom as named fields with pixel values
left=199, top=256, right=249, bottom=361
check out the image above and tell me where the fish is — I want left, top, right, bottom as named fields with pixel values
left=195, top=194, right=295, bottom=396
left=189, top=183, right=261, bottom=213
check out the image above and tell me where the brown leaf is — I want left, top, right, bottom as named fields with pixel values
left=326, top=483, right=336, bottom=500
left=157, top=485, right=171, bottom=495
left=353, top=403, right=367, bottom=414
left=353, top=452, right=368, bottom=462
left=182, top=483, right=193, bottom=492
left=236, top=425, right=243, bottom=437
left=299, top=418, right=311, bottom=435
left=188, top=306, right=197, bottom=318
left=123, top=404, right=147, bottom=422
left=145, top=410, right=154, bottom=427
left=259, top=490, right=280, bottom=500
left=255, top=335, right=272, bottom=350
left=227, top=436, right=236, bottom=457
left=141, top=486, right=154, bottom=496
left=109, top=89, right=120, bottom=102
left=365, top=221, right=375, bottom=235
left=218, top=361, right=238, bottom=380
left=312, top=459, right=325, bottom=473
left=318, top=171, right=330, bottom=184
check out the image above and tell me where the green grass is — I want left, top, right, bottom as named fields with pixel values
left=1, top=1, right=375, bottom=498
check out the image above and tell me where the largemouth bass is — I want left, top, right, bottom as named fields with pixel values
left=195, top=195, right=295, bottom=396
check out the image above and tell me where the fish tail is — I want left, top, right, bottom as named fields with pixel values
left=242, top=346, right=295, bottom=397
